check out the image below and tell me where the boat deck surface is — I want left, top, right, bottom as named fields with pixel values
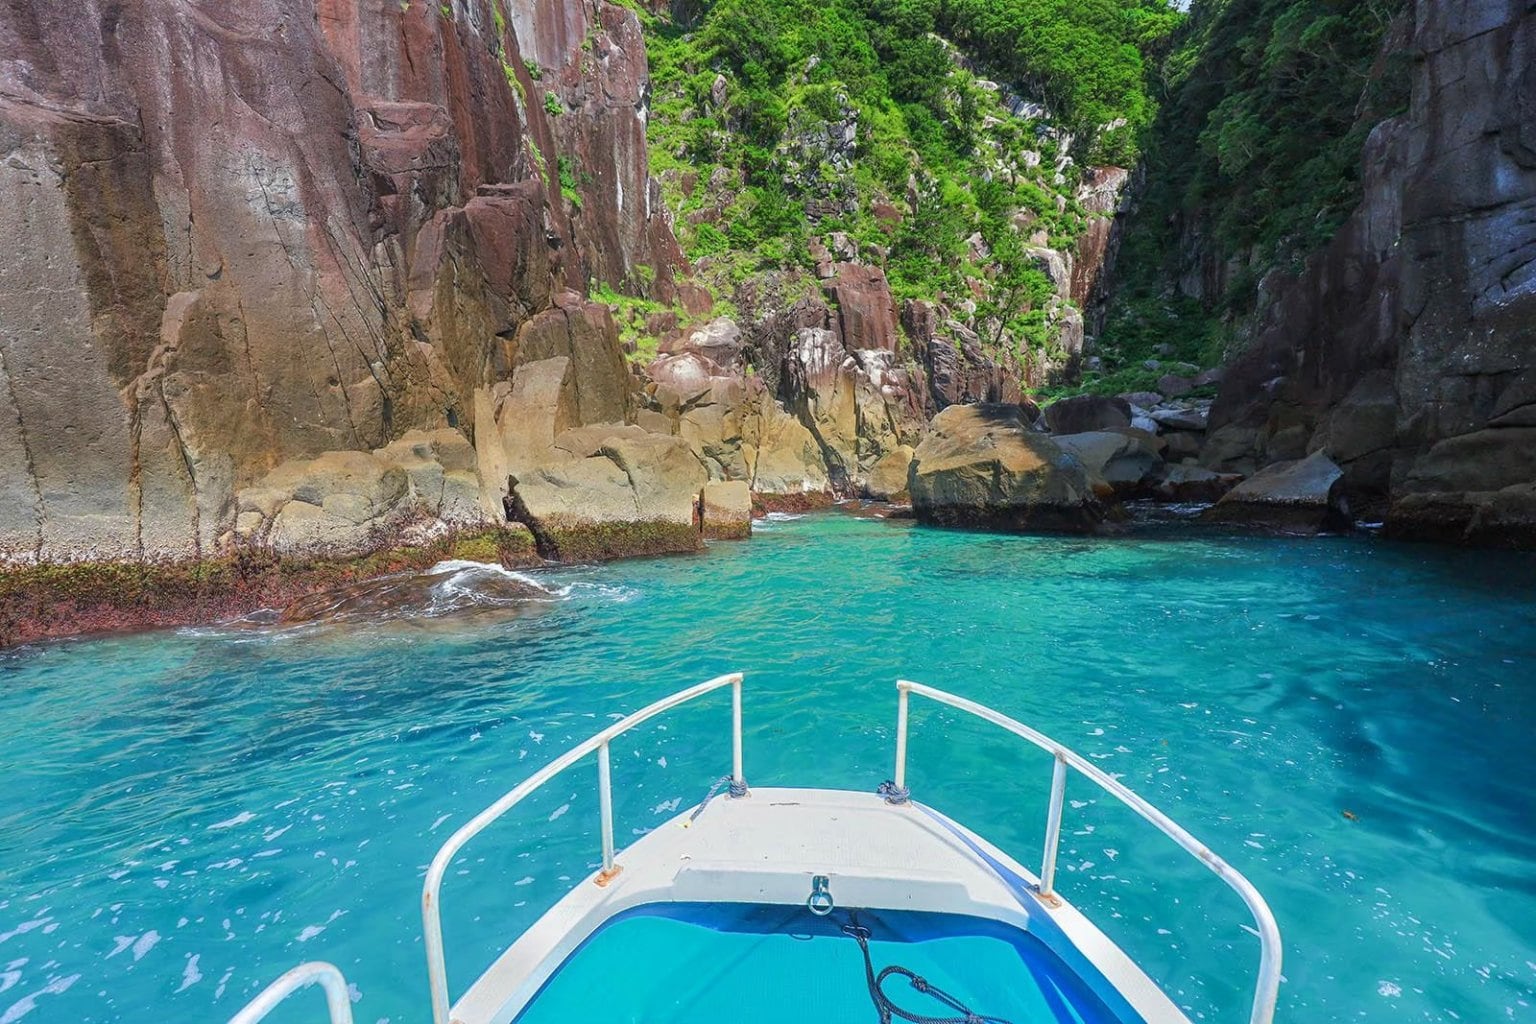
left=451, top=788, right=1182, bottom=1024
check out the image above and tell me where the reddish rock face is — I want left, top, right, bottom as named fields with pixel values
left=0, top=0, right=681, bottom=563
left=824, top=264, right=900, bottom=353
left=518, top=0, right=687, bottom=301
left=1071, top=166, right=1129, bottom=323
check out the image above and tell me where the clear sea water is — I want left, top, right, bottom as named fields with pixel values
left=1, top=511, right=1534, bottom=1024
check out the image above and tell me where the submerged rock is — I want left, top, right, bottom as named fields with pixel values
left=1204, top=451, right=1351, bottom=533
left=909, top=405, right=1106, bottom=533
left=277, top=562, right=548, bottom=626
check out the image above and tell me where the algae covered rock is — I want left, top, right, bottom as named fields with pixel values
left=909, top=404, right=1105, bottom=533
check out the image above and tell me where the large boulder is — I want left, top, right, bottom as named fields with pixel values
left=1054, top=430, right=1164, bottom=500
left=1152, top=465, right=1243, bottom=504
left=702, top=480, right=752, bottom=540
left=1151, top=406, right=1209, bottom=432
left=1203, top=451, right=1351, bottom=533
left=509, top=424, right=708, bottom=560
left=1044, top=395, right=1132, bottom=435
left=866, top=445, right=915, bottom=501
left=236, top=450, right=412, bottom=556
left=1387, top=428, right=1536, bottom=545
left=909, top=405, right=1106, bottom=533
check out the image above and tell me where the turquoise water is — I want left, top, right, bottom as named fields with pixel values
left=512, top=905, right=1115, bottom=1024
left=1, top=511, right=1534, bottom=1023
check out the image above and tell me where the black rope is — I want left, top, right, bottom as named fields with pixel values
left=842, top=916, right=1012, bottom=1024
left=877, top=779, right=911, bottom=805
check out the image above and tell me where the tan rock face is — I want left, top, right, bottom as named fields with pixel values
left=866, top=446, right=915, bottom=501
left=232, top=432, right=496, bottom=557
left=740, top=391, right=834, bottom=496
left=0, top=0, right=684, bottom=566
left=909, top=405, right=1105, bottom=533
left=702, top=480, right=752, bottom=539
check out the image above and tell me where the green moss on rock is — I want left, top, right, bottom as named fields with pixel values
left=545, top=520, right=702, bottom=563
left=449, top=525, right=538, bottom=566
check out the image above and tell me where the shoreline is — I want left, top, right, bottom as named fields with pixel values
left=0, top=502, right=1519, bottom=649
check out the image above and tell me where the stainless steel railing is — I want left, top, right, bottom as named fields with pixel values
left=226, top=961, right=354, bottom=1024
left=892, top=680, right=1283, bottom=1024
left=420, top=672, right=746, bottom=1024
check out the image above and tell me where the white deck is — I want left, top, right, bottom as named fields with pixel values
left=450, top=787, right=1185, bottom=1024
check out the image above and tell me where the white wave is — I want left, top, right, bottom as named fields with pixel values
left=752, top=510, right=807, bottom=532
left=206, top=811, right=254, bottom=831
left=425, top=560, right=635, bottom=606
left=176, top=954, right=202, bottom=993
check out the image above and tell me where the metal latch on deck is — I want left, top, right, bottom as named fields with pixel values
left=806, top=874, right=834, bottom=916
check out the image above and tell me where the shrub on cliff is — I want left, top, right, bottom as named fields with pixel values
left=1099, top=0, right=1411, bottom=373
left=640, top=0, right=1179, bottom=368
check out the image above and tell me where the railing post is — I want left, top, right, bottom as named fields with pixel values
left=731, top=674, right=745, bottom=794
left=1039, top=753, right=1067, bottom=901
left=423, top=870, right=450, bottom=1024
left=893, top=683, right=910, bottom=792
left=596, top=741, right=617, bottom=883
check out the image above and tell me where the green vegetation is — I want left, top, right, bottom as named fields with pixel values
left=556, top=155, right=582, bottom=207
left=935, top=0, right=1181, bottom=164
left=501, top=59, right=525, bottom=105
left=543, top=91, right=563, bottom=117
left=592, top=283, right=670, bottom=363
left=1096, top=0, right=1409, bottom=381
left=636, top=0, right=1181, bottom=367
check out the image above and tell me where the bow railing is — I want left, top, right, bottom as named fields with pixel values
left=892, top=680, right=1283, bottom=1024
left=421, top=672, right=746, bottom=1024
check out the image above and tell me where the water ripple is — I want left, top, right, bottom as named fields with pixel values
left=0, top=514, right=1534, bottom=1022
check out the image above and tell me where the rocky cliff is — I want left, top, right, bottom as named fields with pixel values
left=1195, top=2, right=1536, bottom=544
left=0, top=0, right=724, bottom=571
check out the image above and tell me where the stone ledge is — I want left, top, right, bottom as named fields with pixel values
left=0, top=517, right=704, bottom=646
